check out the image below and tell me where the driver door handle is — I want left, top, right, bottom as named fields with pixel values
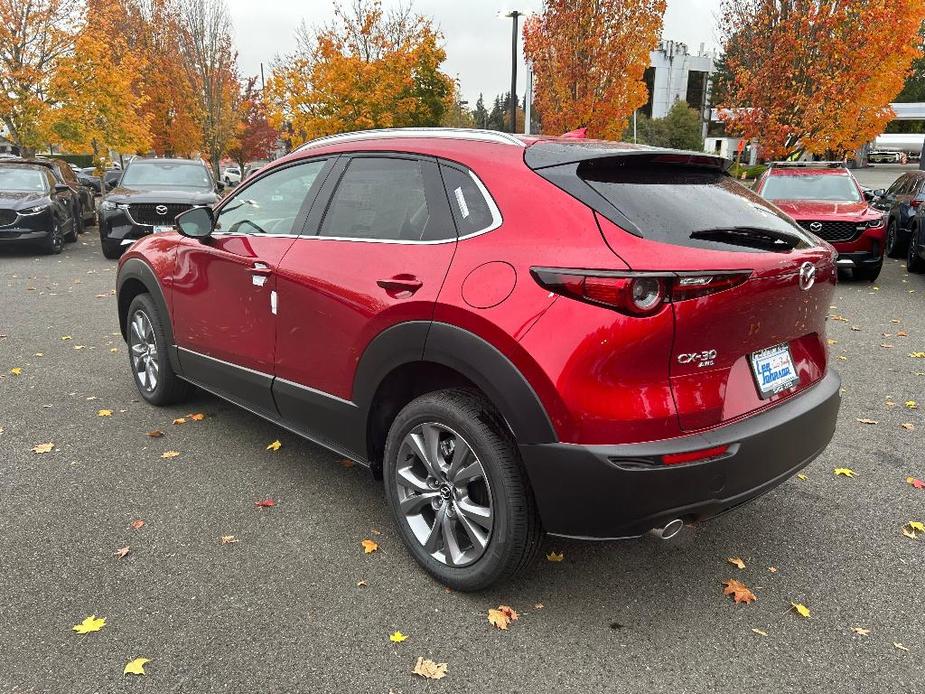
left=377, top=276, right=423, bottom=295
left=250, top=262, right=271, bottom=275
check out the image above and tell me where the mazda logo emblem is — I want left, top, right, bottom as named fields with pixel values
left=155, top=205, right=168, bottom=215
left=799, top=262, right=816, bottom=291
left=809, top=221, right=822, bottom=232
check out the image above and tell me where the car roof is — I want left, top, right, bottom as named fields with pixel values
left=0, top=161, right=49, bottom=173
left=767, top=166, right=853, bottom=176
left=127, top=158, right=206, bottom=166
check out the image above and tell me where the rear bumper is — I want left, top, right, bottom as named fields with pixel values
left=519, top=369, right=841, bottom=539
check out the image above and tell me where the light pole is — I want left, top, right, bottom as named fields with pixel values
left=504, top=10, right=521, bottom=134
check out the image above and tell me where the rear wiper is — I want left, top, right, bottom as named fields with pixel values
left=690, top=226, right=801, bottom=250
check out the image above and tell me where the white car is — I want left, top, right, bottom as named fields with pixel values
left=222, top=166, right=241, bottom=185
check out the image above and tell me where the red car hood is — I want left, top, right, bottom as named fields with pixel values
left=771, top=199, right=869, bottom=219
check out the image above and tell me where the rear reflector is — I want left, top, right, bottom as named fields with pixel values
left=661, top=445, right=729, bottom=466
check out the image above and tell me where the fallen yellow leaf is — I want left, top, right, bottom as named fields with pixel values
left=751, top=628, right=768, bottom=637
left=389, top=631, right=408, bottom=643
left=727, top=557, right=746, bottom=570
left=110, top=348, right=118, bottom=353
left=113, top=546, right=130, bottom=559
left=851, top=626, right=871, bottom=636
left=546, top=551, right=564, bottom=562
left=32, top=442, right=54, bottom=454
left=488, top=605, right=519, bottom=630
left=797, top=473, right=807, bottom=481
left=9, top=367, right=22, bottom=375
left=791, top=602, right=811, bottom=618
left=123, top=657, right=150, bottom=676
left=220, top=535, right=239, bottom=544
left=266, top=439, right=282, bottom=451
left=161, top=451, right=180, bottom=459
left=856, top=418, right=878, bottom=425
left=905, top=400, right=918, bottom=409
left=61, top=336, right=72, bottom=341
left=768, top=566, right=778, bottom=573
left=72, top=615, right=106, bottom=634
left=97, top=409, right=112, bottom=417
left=189, top=413, right=206, bottom=421
left=900, top=423, right=915, bottom=431
left=412, top=657, right=447, bottom=680
left=910, top=352, right=925, bottom=359
left=894, top=642, right=909, bottom=652
left=172, top=417, right=187, bottom=425
left=361, top=539, right=379, bottom=554
left=834, top=468, right=856, bottom=478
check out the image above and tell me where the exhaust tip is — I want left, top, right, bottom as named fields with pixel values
left=649, top=518, right=684, bottom=540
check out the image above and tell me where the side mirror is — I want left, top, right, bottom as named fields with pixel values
left=872, top=188, right=885, bottom=198
left=216, top=180, right=225, bottom=192
left=176, top=205, right=215, bottom=239
left=105, top=178, right=119, bottom=191
left=54, top=183, right=70, bottom=194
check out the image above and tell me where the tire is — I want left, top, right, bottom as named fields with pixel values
left=40, top=223, right=64, bottom=255
left=101, top=239, right=123, bottom=260
left=854, top=262, right=882, bottom=282
left=885, top=221, right=905, bottom=258
left=126, top=293, right=192, bottom=406
left=65, top=214, right=80, bottom=242
left=383, top=388, right=542, bottom=591
left=908, top=228, right=925, bottom=274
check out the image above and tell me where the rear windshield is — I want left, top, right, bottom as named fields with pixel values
left=761, top=173, right=861, bottom=202
left=579, top=161, right=814, bottom=251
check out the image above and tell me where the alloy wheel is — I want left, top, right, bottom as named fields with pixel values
left=886, top=223, right=896, bottom=254
left=52, top=226, right=63, bottom=252
left=129, top=309, right=159, bottom=393
left=394, top=422, right=494, bottom=567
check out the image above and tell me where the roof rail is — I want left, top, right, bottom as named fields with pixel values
left=294, top=127, right=525, bottom=152
left=768, top=161, right=847, bottom=168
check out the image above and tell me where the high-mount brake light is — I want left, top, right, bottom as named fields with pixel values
left=532, top=269, right=749, bottom=315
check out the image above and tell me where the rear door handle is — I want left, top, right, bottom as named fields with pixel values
left=377, top=275, right=423, bottom=295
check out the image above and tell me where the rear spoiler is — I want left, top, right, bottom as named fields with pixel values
left=768, top=161, right=846, bottom=169
left=524, top=141, right=730, bottom=172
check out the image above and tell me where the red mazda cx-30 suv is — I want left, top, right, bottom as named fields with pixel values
left=116, top=129, right=841, bottom=590
left=753, top=161, right=887, bottom=281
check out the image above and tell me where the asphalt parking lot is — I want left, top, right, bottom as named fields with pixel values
left=1, top=171, right=924, bottom=693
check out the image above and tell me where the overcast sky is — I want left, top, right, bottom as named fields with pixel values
left=226, top=0, right=724, bottom=106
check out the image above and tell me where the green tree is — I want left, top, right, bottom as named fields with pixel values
left=632, top=100, right=704, bottom=150
left=472, top=93, right=489, bottom=129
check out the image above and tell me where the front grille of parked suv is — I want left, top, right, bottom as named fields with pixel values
left=0, top=209, right=18, bottom=226
left=128, top=203, right=193, bottom=226
left=797, top=220, right=864, bottom=243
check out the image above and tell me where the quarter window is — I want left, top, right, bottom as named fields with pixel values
left=440, top=164, right=497, bottom=236
left=319, top=157, right=433, bottom=241
left=216, top=160, right=326, bottom=235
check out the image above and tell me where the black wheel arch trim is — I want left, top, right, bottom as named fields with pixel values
left=117, top=257, right=180, bottom=372
left=353, top=321, right=557, bottom=446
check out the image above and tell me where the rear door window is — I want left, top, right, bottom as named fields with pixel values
left=319, top=156, right=454, bottom=242
left=577, top=160, right=813, bottom=251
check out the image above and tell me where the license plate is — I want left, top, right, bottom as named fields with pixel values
left=153, top=225, right=174, bottom=234
left=750, top=343, right=800, bottom=398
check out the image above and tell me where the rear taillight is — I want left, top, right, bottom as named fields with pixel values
left=911, top=198, right=923, bottom=209
left=532, top=268, right=749, bottom=316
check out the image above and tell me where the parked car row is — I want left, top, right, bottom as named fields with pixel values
left=0, top=157, right=97, bottom=254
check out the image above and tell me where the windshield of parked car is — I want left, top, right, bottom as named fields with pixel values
left=0, top=168, right=47, bottom=192
left=761, top=174, right=861, bottom=202
left=120, top=161, right=213, bottom=189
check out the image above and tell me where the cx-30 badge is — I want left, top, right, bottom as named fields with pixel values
left=677, top=349, right=717, bottom=368
left=155, top=205, right=168, bottom=215
left=799, top=262, right=816, bottom=291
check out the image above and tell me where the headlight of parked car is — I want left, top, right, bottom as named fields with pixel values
left=18, top=205, right=49, bottom=216
left=867, top=216, right=885, bottom=228
left=100, top=201, right=129, bottom=211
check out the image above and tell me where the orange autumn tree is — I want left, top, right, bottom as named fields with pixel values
left=718, top=0, right=925, bottom=159
left=45, top=0, right=152, bottom=163
left=523, top=0, right=666, bottom=140
left=0, top=0, right=83, bottom=156
left=267, top=0, right=454, bottom=145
